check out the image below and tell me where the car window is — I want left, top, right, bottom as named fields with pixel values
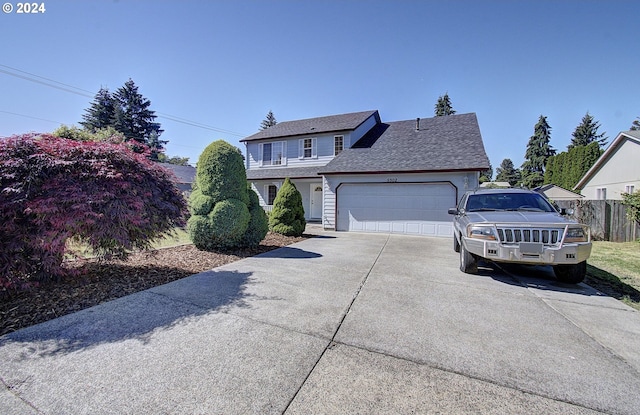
left=465, top=193, right=555, bottom=212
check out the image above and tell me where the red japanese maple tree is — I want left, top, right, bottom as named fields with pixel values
left=0, top=133, right=187, bottom=294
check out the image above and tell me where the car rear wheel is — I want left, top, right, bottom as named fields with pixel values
left=460, top=242, right=478, bottom=274
left=553, top=261, right=587, bottom=284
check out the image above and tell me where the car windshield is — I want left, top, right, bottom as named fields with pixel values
left=465, top=193, right=556, bottom=213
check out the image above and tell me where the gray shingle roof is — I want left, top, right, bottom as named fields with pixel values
left=159, top=163, right=196, bottom=183
left=319, top=113, right=490, bottom=174
left=246, top=166, right=323, bottom=180
left=240, top=110, right=379, bottom=142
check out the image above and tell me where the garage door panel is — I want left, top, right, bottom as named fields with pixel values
left=337, top=183, right=455, bottom=237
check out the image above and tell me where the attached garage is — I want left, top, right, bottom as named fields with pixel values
left=336, top=182, right=456, bottom=237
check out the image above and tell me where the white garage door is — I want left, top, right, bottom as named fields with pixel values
left=336, top=183, right=455, bottom=237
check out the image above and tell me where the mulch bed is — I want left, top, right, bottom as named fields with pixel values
left=0, top=233, right=307, bottom=336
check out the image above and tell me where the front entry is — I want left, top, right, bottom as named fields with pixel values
left=310, top=183, right=323, bottom=220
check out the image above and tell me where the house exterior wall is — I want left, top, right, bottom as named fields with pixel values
left=250, top=178, right=322, bottom=221
left=581, top=139, right=640, bottom=200
left=321, top=171, right=479, bottom=230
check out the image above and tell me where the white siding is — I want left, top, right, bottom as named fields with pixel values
left=323, top=176, right=336, bottom=229
left=581, top=139, right=640, bottom=200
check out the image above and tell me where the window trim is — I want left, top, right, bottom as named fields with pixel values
left=260, top=141, right=286, bottom=167
left=298, top=138, right=317, bottom=159
left=264, top=184, right=278, bottom=205
left=334, top=135, right=344, bottom=156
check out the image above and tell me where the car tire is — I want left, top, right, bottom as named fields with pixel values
left=453, top=234, right=460, bottom=253
left=553, top=261, right=587, bottom=284
left=460, top=241, right=478, bottom=274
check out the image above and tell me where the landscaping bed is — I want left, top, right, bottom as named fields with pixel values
left=0, top=232, right=307, bottom=336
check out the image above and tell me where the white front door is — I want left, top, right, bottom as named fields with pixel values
left=310, top=183, right=323, bottom=219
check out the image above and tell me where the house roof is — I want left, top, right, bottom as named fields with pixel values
left=573, top=130, right=640, bottom=190
left=319, top=113, right=490, bottom=174
left=159, top=163, right=196, bottom=184
left=534, top=184, right=583, bottom=200
left=240, top=110, right=379, bottom=142
left=246, top=166, right=323, bottom=180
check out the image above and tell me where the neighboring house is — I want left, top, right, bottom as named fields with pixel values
left=534, top=184, right=584, bottom=201
left=574, top=130, right=640, bottom=200
left=159, top=163, right=196, bottom=195
left=241, top=110, right=490, bottom=237
left=480, top=181, right=511, bottom=188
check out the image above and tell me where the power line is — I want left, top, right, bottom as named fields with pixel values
left=0, top=110, right=64, bottom=125
left=0, top=64, right=249, bottom=137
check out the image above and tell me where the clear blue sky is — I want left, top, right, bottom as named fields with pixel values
left=1, top=0, right=638, bottom=172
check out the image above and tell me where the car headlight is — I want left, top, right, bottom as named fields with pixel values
left=564, top=227, right=588, bottom=243
left=467, top=225, right=497, bottom=240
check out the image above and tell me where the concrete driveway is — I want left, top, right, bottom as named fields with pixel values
left=1, top=230, right=639, bottom=414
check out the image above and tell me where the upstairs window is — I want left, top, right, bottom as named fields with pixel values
left=298, top=138, right=317, bottom=159
left=334, top=135, right=344, bottom=155
left=625, top=184, right=635, bottom=194
left=260, top=141, right=285, bottom=166
left=596, top=187, right=607, bottom=200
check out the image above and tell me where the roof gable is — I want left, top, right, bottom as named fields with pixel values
left=159, top=163, right=196, bottom=184
left=574, top=131, right=640, bottom=190
left=240, top=110, right=379, bottom=142
left=319, top=113, right=490, bottom=174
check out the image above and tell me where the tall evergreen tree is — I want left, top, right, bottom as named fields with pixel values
left=434, top=93, right=456, bottom=116
left=521, top=115, right=555, bottom=189
left=568, top=112, right=607, bottom=149
left=495, top=158, right=521, bottom=186
left=112, top=79, right=165, bottom=156
left=80, top=87, right=115, bottom=132
left=260, top=110, right=278, bottom=130
left=631, top=117, right=640, bottom=131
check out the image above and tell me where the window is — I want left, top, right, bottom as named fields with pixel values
left=334, top=135, right=344, bottom=155
left=265, top=185, right=278, bottom=205
left=625, top=185, right=635, bottom=194
left=596, top=188, right=607, bottom=200
left=298, top=138, right=317, bottom=159
left=261, top=142, right=285, bottom=166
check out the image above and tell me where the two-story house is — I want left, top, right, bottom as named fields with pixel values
left=241, top=110, right=490, bottom=237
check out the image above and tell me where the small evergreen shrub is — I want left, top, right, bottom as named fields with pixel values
left=188, top=140, right=266, bottom=249
left=269, top=178, right=306, bottom=237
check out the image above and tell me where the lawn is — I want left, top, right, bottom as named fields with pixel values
left=586, top=240, right=640, bottom=310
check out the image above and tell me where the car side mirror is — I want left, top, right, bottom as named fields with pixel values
left=448, top=208, right=459, bottom=215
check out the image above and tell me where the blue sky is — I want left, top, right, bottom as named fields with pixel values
left=1, top=0, right=638, bottom=172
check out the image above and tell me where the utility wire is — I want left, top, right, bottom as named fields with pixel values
left=0, top=64, right=249, bottom=137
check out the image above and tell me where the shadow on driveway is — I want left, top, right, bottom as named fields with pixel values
left=0, top=269, right=253, bottom=358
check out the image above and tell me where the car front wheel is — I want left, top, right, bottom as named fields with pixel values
left=553, top=261, right=587, bottom=284
left=453, top=234, right=460, bottom=253
left=460, top=241, right=478, bottom=274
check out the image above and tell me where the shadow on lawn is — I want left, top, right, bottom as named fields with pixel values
left=0, top=267, right=253, bottom=357
left=585, top=264, right=640, bottom=309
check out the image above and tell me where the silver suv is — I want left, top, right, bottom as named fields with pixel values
left=448, top=188, right=592, bottom=283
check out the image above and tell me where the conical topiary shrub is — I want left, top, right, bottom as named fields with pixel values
left=269, top=178, right=306, bottom=237
left=187, top=140, right=267, bottom=249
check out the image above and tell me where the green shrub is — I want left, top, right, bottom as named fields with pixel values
left=269, top=178, right=306, bottom=236
left=188, top=140, right=266, bottom=249
left=195, top=140, right=248, bottom=205
left=242, top=184, right=269, bottom=246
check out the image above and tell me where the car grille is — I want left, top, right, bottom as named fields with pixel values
left=496, top=227, right=563, bottom=245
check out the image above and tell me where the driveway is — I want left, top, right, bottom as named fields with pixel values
left=1, top=230, right=639, bottom=414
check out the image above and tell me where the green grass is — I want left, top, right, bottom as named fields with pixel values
left=151, top=227, right=191, bottom=249
left=586, top=241, right=640, bottom=310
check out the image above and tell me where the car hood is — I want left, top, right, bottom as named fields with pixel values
left=466, top=211, right=578, bottom=225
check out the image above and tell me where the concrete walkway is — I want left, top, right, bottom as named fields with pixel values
left=1, top=230, right=639, bottom=414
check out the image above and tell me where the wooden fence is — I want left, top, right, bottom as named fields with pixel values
left=555, top=200, right=639, bottom=242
